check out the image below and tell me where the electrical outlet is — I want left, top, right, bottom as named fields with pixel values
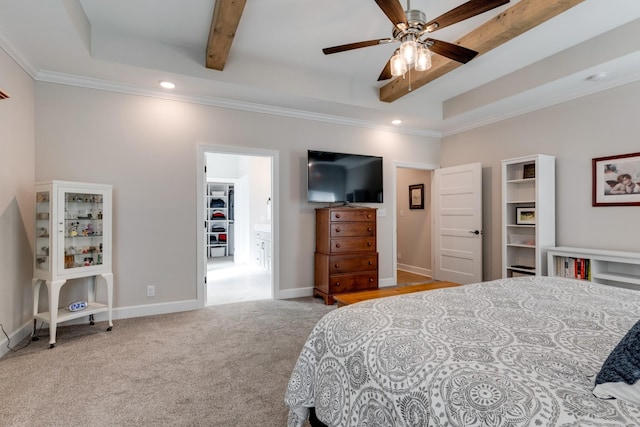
left=147, top=285, right=155, bottom=297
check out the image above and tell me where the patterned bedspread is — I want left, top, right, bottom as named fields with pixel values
left=285, top=276, right=640, bottom=426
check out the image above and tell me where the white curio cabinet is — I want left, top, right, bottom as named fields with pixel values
left=33, top=180, right=113, bottom=347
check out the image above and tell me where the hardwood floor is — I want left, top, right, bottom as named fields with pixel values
left=334, top=281, right=462, bottom=307
left=333, top=270, right=462, bottom=307
left=396, top=270, right=433, bottom=285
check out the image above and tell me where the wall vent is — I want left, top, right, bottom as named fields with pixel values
left=0, top=89, right=9, bottom=100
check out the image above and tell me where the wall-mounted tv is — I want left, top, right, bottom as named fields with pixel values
left=307, top=150, right=383, bottom=203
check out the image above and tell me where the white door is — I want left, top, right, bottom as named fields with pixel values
left=432, top=162, right=483, bottom=284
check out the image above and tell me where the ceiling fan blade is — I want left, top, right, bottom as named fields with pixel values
left=323, top=38, right=391, bottom=55
left=374, top=0, right=408, bottom=29
left=426, top=39, right=478, bottom=63
left=377, top=59, right=392, bottom=81
left=426, top=0, right=509, bottom=32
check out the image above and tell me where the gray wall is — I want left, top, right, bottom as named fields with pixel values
left=33, top=82, right=440, bottom=310
left=0, top=47, right=35, bottom=345
left=441, top=80, right=640, bottom=281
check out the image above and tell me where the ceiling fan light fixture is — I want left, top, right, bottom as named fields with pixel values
left=399, top=38, right=417, bottom=65
left=415, top=46, right=432, bottom=72
left=390, top=52, right=407, bottom=77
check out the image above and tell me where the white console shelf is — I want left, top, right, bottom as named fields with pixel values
left=547, top=247, right=640, bottom=291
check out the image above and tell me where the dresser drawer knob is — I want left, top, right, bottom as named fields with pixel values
left=335, top=243, right=341, bottom=248
left=367, top=227, right=372, bottom=232
left=369, top=278, right=373, bottom=282
left=334, top=263, right=340, bottom=268
left=335, top=282, right=340, bottom=286
left=367, top=214, right=371, bottom=218
left=368, top=261, right=373, bottom=265
left=335, top=214, right=341, bottom=219
left=335, top=227, right=340, bottom=233
left=367, top=242, right=372, bottom=246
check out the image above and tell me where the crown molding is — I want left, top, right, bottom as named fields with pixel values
left=35, top=70, right=441, bottom=138
left=0, top=26, right=38, bottom=78
left=0, top=25, right=440, bottom=138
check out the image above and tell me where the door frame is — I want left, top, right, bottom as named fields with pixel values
left=196, top=143, right=279, bottom=308
left=393, top=161, right=439, bottom=285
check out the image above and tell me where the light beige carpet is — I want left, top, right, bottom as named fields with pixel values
left=0, top=297, right=335, bottom=426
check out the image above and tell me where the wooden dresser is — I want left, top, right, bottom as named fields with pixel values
left=314, top=207, right=378, bottom=305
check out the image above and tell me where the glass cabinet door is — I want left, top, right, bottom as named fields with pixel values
left=60, top=189, right=105, bottom=272
left=35, top=191, right=51, bottom=273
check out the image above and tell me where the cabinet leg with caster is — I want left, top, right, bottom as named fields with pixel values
left=31, top=319, right=40, bottom=341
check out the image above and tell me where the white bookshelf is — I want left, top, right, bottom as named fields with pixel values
left=502, top=154, right=556, bottom=277
left=547, top=247, right=640, bottom=291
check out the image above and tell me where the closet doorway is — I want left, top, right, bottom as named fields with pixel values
left=197, top=145, right=277, bottom=307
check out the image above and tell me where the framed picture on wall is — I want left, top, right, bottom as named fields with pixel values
left=592, top=152, right=640, bottom=206
left=409, top=184, right=424, bottom=209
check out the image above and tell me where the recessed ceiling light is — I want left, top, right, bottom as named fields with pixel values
left=160, top=81, right=176, bottom=89
left=586, top=72, right=608, bottom=82
left=391, top=119, right=402, bottom=125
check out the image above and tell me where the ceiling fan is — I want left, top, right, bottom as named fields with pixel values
left=322, top=0, right=510, bottom=81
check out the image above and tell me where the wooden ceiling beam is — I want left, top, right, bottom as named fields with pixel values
left=379, top=0, right=585, bottom=103
left=206, top=0, right=247, bottom=71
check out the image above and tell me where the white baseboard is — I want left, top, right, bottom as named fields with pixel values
left=277, top=286, right=313, bottom=300
left=398, top=264, right=432, bottom=278
left=0, top=321, right=34, bottom=359
left=100, top=299, right=201, bottom=321
left=379, top=277, right=396, bottom=288
left=0, top=300, right=202, bottom=357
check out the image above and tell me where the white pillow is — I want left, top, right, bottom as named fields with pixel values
left=593, top=320, right=640, bottom=405
left=593, top=381, right=640, bottom=405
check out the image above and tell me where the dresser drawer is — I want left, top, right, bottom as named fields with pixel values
left=330, top=237, right=376, bottom=254
left=331, top=210, right=376, bottom=222
left=329, top=254, right=377, bottom=274
left=329, top=272, right=378, bottom=293
left=330, top=222, right=375, bottom=237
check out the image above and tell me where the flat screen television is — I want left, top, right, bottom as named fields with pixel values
left=307, top=150, right=383, bottom=203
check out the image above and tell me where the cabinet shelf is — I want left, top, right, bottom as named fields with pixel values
left=592, top=272, right=640, bottom=285
left=34, top=302, right=110, bottom=324
left=506, top=200, right=536, bottom=204
left=548, top=247, right=640, bottom=290
left=507, top=266, right=536, bottom=274
left=501, top=155, right=555, bottom=277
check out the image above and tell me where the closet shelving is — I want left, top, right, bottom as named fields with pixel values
left=206, top=183, right=234, bottom=257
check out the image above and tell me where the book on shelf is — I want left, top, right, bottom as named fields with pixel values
left=555, top=256, right=590, bottom=280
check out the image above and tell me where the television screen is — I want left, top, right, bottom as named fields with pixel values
left=307, top=150, right=383, bottom=203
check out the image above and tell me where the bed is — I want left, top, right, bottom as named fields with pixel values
left=285, top=276, right=640, bottom=426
